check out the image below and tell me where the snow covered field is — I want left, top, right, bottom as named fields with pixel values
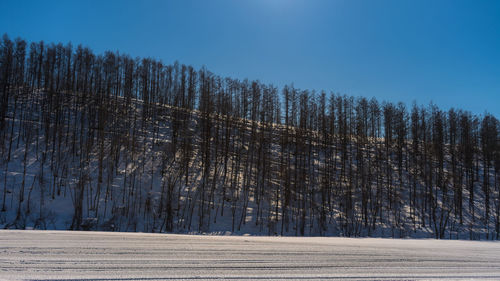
left=1, top=230, right=500, bottom=280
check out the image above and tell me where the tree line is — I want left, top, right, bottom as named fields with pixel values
left=1, top=34, right=499, bottom=239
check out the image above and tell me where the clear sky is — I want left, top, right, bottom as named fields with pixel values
left=1, top=0, right=499, bottom=117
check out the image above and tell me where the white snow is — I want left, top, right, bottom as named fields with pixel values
left=0, top=230, right=499, bottom=280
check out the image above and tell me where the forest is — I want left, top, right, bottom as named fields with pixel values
left=0, top=34, right=499, bottom=239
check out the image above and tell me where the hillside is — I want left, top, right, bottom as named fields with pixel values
left=0, top=35, right=499, bottom=239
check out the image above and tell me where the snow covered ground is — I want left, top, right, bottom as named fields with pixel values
left=0, top=230, right=499, bottom=280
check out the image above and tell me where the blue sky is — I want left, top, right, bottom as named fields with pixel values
left=1, top=0, right=499, bottom=116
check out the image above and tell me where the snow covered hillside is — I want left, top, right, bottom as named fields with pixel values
left=1, top=36, right=499, bottom=239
